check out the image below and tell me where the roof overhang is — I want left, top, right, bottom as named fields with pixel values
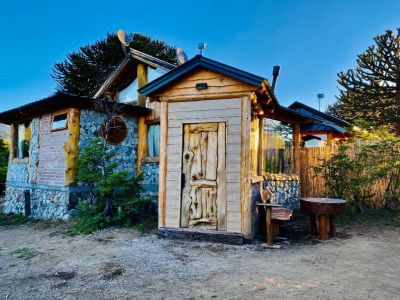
left=139, top=55, right=266, bottom=96
left=94, top=48, right=177, bottom=98
left=0, top=92, right=150, bottom=125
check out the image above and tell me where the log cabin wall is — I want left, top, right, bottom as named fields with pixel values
left=148, top=67, right=259, bottom=238
left=164, top=98, right=242, bottom=232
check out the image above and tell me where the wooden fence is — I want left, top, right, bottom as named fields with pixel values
left=299, top=146, right=337, bottom=197
left=299, top=145, right=390, bottom=205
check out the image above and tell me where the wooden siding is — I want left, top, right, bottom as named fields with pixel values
left=164, top=98, right=243, bottom=232
left=153, top=68, right=257, bottom=102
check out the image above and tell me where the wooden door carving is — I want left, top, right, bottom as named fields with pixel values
left=180, top=122, right=226, bottom=230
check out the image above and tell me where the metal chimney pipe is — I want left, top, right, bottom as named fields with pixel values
left=271, top=66, right=281, bottom=91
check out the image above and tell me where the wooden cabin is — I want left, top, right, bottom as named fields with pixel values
left=139, top=55, right=314, bottom=241
left=289, top=101, right=350, bottom=146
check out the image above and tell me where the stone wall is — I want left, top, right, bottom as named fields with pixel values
left=141, top=161, right=159, bottom=197
left=250, top=173, right=300, bottom=238
left=79, top=110, right=137, bottom=175
left=4, top=184, right=71, bottom=220
left=4, top=116, right=73, bottom=219
left=262, top=174, right=300, bottom=209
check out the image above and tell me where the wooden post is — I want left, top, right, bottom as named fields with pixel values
left=137, top=116, right=148, bottom=175
left=293, top=122, right=301, bottom=175
left=137, top=63, right=148, bottom=106
left=266, top=206, right=273, bottom=246
left=327, top=133, right=333, bottom=146
left=319, top=214, right=328, bottom=241
left=329, top=214, right=336, bottom=237
left=241, top=96, right=252, bottom=239
left=64, top=108, right=80, bottom=186
left=258, top=117, right=264, bottom=175
left=158, top=101, right=168, bottom=228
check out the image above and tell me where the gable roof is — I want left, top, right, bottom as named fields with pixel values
left=138, top=55, right=266, bottom=96
left=0, top=92, right=150, bottom=125
left=94, top=48, right=177, bottom=98
left=288, top=101, right=350, bottom=128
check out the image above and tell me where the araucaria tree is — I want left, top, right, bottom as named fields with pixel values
left=52, top=33, right=178, bottom=97
left=330, top=28, right=400, bottom=134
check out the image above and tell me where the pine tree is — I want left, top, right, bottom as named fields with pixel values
left=52, top=33, right=178, bottom=97
left=331, top=28, right=400, bottom=134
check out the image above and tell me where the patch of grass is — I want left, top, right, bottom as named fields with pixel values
left=11, top=247, right=39, bottom=260
left=0, top=213, right=30, bottom=226
left=337, top=209, right=400, bottom=228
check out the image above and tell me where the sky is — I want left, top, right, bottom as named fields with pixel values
left=0, top=0, right=399, bottom=112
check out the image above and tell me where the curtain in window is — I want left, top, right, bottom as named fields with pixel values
left=148, top=124, right=160, bottom=157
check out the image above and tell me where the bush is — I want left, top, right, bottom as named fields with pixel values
left=315, top=127, right=400, bottom=212
left=70, top=137, right=153, bottom=234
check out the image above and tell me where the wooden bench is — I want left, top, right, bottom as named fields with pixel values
left=257, top=203, right=293, bottom=246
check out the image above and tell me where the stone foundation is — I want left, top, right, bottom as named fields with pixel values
left=3, top=183, right=73, bottom=220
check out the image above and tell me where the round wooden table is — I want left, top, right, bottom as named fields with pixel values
left=300, top=198, right=347, bottom=240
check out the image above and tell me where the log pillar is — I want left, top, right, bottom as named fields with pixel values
left=292, top=122, right=301, bottom=175
left=258, top=117, right=264, bottom=175
left=137, top=63, right=148, bottom=106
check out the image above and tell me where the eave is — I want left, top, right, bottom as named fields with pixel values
left=0, top=92, right=150, bottom=125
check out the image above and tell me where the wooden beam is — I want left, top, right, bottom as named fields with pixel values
left=137, top=116, right=148, bottom=175
left=64, top=108, right=80, bottom=186
left=293, top=122, right=301, bottom=175
left=241, top=96, right=252, bottom=239
left=258, top=117, right=264, bottom=175
left=158, top=101, right=168, bottom=228
left=137, top=63, right=148, bottom=106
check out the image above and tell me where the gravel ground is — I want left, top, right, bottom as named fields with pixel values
left=0, top=221, right=399, bottom=299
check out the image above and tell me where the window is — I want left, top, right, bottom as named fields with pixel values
left=118, top=78, right=138, bottom=103
left=147, top=124, right=160, bottom=157
left=99, top=117, right=127, bottom=144
left=52, top=113, right=68, bottom=130
left=263, top=119, right=293, bottom=174
left=14, top=122, right=31, bottom=159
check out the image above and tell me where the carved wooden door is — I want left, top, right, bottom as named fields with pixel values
left=180, top=122, right=226, bottom=230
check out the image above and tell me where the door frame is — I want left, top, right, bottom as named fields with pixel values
left=179, top=121, right=227, bottom=230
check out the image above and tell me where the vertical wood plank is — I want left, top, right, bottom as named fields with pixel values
left=137, top=116, right=148, bottom=174
left=137, top=63, right=148, bottom=106
left=258, top=117, right=264, bottom=175
left=241, top=96, right=252, bottom=239
left=64, top=108, right=80, bottom=186
left=159, top=101, right=168, bottom=228
left=180, top=124, right=191, bottom=227
left=217, top=122, right=226, bottom=230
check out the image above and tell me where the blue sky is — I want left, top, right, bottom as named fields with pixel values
left=0, top=0, right=399, bottom=112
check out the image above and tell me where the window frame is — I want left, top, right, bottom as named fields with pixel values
left=11, top=121, right=31, bottom=162
left=51, top=111, right=69, bottom=132
left=142, top=119, right=160, bottom=161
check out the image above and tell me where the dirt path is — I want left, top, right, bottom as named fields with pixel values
left=0, top=222, right=399, bottom=300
